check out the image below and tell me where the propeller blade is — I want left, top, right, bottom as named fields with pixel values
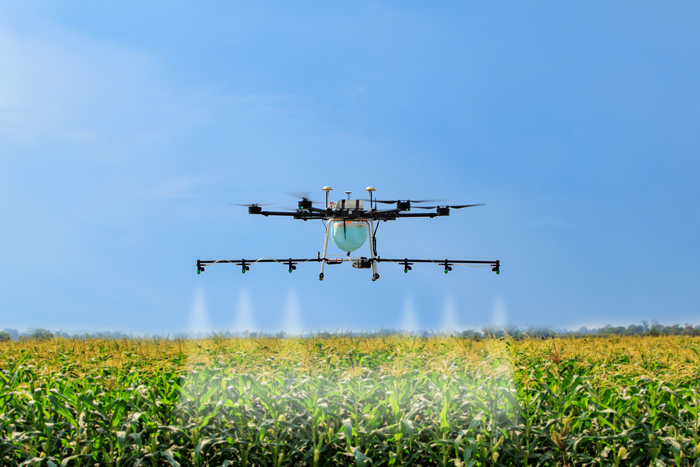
left=412, top=203, right=485, bottom=210
left=377, top=200, right=396, bottom=204
left=280, top=204, right=326, bottom=211
left=358, top=199, right=394, bottom=204
left=409, top=199, right=447, bottom=204
left=363, top=198, right=403, bottom=204
left=284, top=192, right=321, bottom=203
left=450, top=204, right=486, bottom=209
left=230, top=203, right=276, bottom=207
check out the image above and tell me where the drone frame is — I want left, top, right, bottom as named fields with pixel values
left=197, top=187, right=500, bottom=281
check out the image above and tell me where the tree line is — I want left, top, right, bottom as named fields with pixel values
left=1, top=320, right=699, bottom=342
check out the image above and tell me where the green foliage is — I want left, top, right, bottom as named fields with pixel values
left=468, top=321, right=700, bottom=339
left=0, top=332, right=10, bottom=342
left=29, top=328, right=54, bottom=340
left=0, top=335, right=698, bottom=466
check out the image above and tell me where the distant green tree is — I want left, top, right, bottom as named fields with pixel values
left=0, top=331, right=10, bottom=342
left=461, top=330, right=482, bottom=340
left=2, top=328, right=19, bottom=340
left=30, top=328, right=53, bottom=340
left=481, top=326, right=502, bottom=338
left=526, top=327, right=556, bottom=339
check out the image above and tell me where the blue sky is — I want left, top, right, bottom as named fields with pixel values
left=1, top=2, right=699, bottom=334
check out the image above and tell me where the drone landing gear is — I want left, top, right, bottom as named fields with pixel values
left=318, top=219, right=381, bottom=282
left=319, top=221, right=332, bottom=280
left=367, top=221, right=379, bottom=280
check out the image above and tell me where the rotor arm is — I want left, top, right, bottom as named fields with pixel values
left=368, top=211, right=448, bottom=221
left=256, top=210, right=326, bottom=220
left=253, top=210, right=441, bottom=220
left=306, top=206, right=331, bottom=214
left=371, top=208, right=402, bottom=215
left=254, top=210, right=297, bottom=217
left=394, top=212, right=440, bottom=218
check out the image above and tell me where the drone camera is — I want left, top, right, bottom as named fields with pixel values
left=352, top=257, right=372, bottom=269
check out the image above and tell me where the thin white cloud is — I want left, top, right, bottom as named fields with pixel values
left=0, top=27, right=315, bottom=157
left=0, top=29, right=157, bottom=144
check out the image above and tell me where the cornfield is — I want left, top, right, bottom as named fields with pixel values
left=1, top=335, right=698, bottom=466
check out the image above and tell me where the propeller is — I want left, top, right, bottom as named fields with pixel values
left=450, top=204, right=486, bottom=209
left=284, top=192, right=321, bottom=204
left=414, top=204, right=486, bottom=209
left=230, top=203, right=276, bottom=207
left=362, top=198, right=447, bottom=204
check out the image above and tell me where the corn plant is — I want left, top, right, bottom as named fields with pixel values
left=0, top=334, right=698, bottom=466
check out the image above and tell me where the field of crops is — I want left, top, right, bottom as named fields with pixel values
left=1, top=335, right=699, bottom=466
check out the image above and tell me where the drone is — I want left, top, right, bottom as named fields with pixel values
left=196, top=187, right=500, bottom=281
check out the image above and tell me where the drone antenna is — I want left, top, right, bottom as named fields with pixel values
left=322, top=186, right=333, bottom=208
left=345, top=191, right=351, bottom=200
left=365, top=186, right=376, bottom=210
